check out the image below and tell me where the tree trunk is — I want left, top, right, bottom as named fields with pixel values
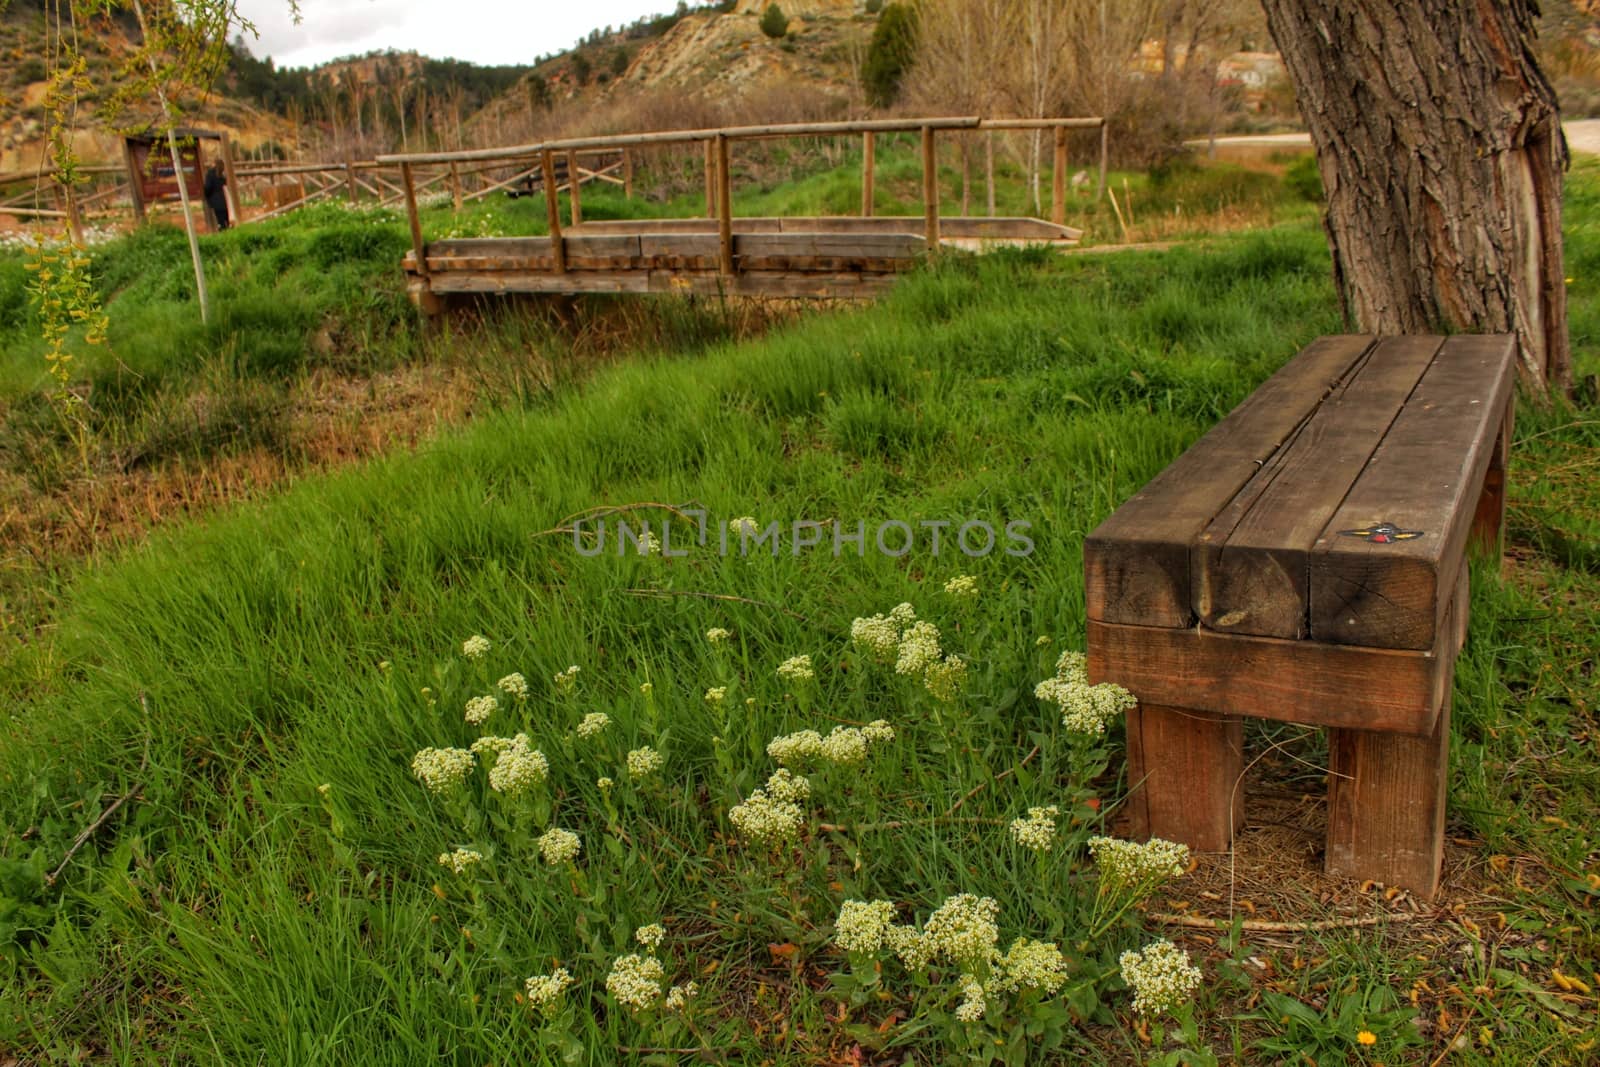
left=1261, top=0, right=1569, bottom=392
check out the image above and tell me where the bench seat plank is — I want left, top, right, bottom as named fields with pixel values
left=1192, top=336, right=1443, bottom=639
left=1084, top=335, right=1375, bottom=627
left=1308, top=334, right=1517, bottom=649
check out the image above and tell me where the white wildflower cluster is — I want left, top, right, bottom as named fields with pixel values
left=704, top=686, right=728, bottom=706
left=0, top=225, right=122, bottom=253
left=992, top=938, right=1069, bottom=995
left=763, top=767, right=811, bottom=804
left=462, top=634, right=491, bottom=661
left=1008, top=806, right=1060, bottom=852
left=1034, top=649, right=1136, bottom=735
left=766, top=722, right=894, bottom=768
left=626, top=746, right=664, bottom=779
left=537, top=828, right=582, bottom=865
left=524, top=968, right=574, bottom=1017
left=576, top=711, right=611, bottom=738
left=1089, top=836, right=1190, bottom=890
left=954, top=973, right=989, bottom=1022
left=728, top=787, right=806, bottom=847
left=663, top=981, right=698, bottom=1012
left=411, top=747, right=475, bottom=793
left=635, top=924, right=666, bottom=950
left=834, top=899, right=897, bottom=954
left=437, top=847, right=483, bottom=874
left=486, top=734, right=549, bottom=795
left=553, top=665, right=581, bottom=693
left=775, top=654, right=815, bottom=683
left=842, top=895, right=1071, bottom=1026
left=852, top=604, right=967, bottom=701
left=464, top=694, right=499, bottom=725
left=728, top=516, right=760, bottom=539
left=605, top=953, right=665, bottom=1014
left=706, top=627, right=731, bottom=644
left=1119, top=940, right=1203, bottom=1017
left=944, top=574, right=980, bottom=598
left=923, top=893, right=1001, bottom=968
left=497, top=673, right=529, bottom=700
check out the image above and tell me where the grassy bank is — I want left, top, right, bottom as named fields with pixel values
left=0, top=162, right=1594, bottom=1064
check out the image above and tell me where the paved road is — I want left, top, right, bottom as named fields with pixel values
left=1198, top=120, right=1600, bottom=154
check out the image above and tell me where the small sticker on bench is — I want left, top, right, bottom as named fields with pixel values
left=1340, top=521, right=1424, bottom=544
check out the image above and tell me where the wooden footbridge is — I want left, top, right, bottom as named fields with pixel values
left=376, top=116, right=1108, bottom=311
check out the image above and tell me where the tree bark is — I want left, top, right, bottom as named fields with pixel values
left=1260, top=0, right=1570, bottom=393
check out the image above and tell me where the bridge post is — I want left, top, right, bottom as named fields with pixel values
left=567, top=149, right=582, bottom=227
left=449, top=162, right=463, bottom=212
left=703, top=139, right=716, bottom=219
left=541, top=149, right=567, bottom=274
left=1052, top=126, right=1067, bottom=226
left=921, top=125, right=940, bottom=252
left=400, top=160, right=437, bottom=315
left=861, top=130, right=875, bottom=217
left=623, top=148, right=633, bottom=199
left=717, top=133, right=734, bottom=276
left=1097, top=120, right=1109, bottom=202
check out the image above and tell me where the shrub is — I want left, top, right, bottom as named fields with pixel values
left=760, top=4, right=789, bottom=39
left=862, top=3, right=917, bottom=107
left=1284, top=153, right=1323, bottom=202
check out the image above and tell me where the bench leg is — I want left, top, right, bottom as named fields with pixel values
left=1124, top=704, right=1244, bottom=852
left=1469, top=398, right=1513, bottom=558
left=1324, top=701, right=1450, bottom=899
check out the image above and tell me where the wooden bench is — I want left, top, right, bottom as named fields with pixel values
left=1084, top=335, right=1517, bottom=898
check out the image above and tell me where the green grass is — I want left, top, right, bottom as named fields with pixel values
left=0, top=159, right=1596, bottom=1064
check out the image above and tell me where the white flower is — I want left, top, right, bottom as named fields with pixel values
left=923, top=655, right=967, bottom=702
left=437, top=847, right=483, bottom=874
left=464, top=694, right=499, bottom=725
left=923, top=894, right=1000, bottom=968
left=605, top=953, right=665, bottom=1014
left=639, top=681, right=654, bottom=695
left=1119, top=940, right=1202, bottom=1016
left=554, top=665, right=581, bottom=693
left=627, top=746, right=664, bottom=779
left=487, top=734, right=548, bottom=795
left=524, top=968, right=574, bottom=1017
left=944, top=574, right=979, bottom=598
left=820, top=726, right=868, bottom=764
left=411, top=747, right=475, bottom=793
left=895, top=621, right=942, bottom=676
left=462, top=635, right=491, bottom=660
left=1089, top=836, right=1190, bottom=888
left=663, top=981, right=698, bottom=1012
left=1035, top=635, right=1053, bottom=647
left=764, top=768, right=811, bottom=804
left=636, top=529, right=660, bottom=556
left=767, top=729, right=823, bottom=767
left=497, top=673, right=530, bottom=700
left=706, top=627, right=731, bottom=644
left=835, top=899, right=897, bottom=954
left=849, top=613, right=902, bottom=662
left=729, top=788, right=805, bottom=846
left=776, top=654, right=814, bottom=683
left=954, top=972, right=988, bottom=1022
left=729, top=516, right=760, bottom=538
left=862, top=719, right=895, bottom=744
left=537, top=828, right=581, bottom=865
left=635, top=923, right=666, bottom=950
left=597, top=776, right=614, bottom=790
left=704, top=686, right=728, bottom=706
left=1034, top=650, right=1135, bottom=735
left=1009, top=806, right=1060, bottom=852
left=994, top=938, right=1068, bottom=994
left=577, top=711, right=611, bottom=738
left=886, top=924, right=934, bottom=971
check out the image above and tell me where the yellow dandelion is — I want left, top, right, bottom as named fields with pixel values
left=1356, top=1030, right=1377, bottom=1046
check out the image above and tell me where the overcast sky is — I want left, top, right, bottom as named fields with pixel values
left=233, top=0, right=680, bottom=69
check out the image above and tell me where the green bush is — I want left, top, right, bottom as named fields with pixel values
left=1284, top=153, right=1323, bottom=202
left=759, top=3, right=789, bottom=38
left=862, top=3, right=917, bottom=107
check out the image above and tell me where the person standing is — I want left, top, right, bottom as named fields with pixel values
left=203, top=161, right=230, bottom=231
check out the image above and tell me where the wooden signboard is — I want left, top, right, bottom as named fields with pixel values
left=127, top=136, right=203, bottom=203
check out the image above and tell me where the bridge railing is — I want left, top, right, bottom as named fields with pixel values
left=375, top=115, right=1108, bottom=284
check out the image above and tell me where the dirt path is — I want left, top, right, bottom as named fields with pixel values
left=1197, top=120, right=1600, bottom=155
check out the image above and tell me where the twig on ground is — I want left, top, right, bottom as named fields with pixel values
left=47, top=703, right=151, bottom=886
left=945, top=745, right=1041, bottom=817
left=535, top=500, right=704, bottom=538
left=1148, top=911, right=1422, bottom=933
